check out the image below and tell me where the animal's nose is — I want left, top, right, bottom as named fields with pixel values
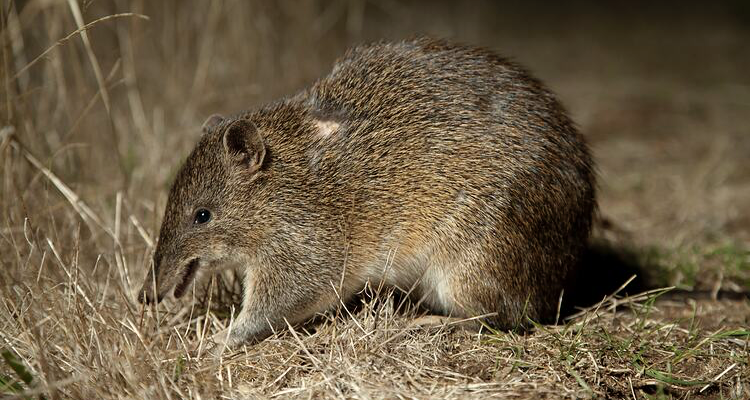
left=138, top=284, right=162, bottom=305
left=138, top=287, right=152, bottom=304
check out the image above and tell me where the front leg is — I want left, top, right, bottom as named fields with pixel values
left=206, top=259, right=338, bottom=354
left=205, top=269, right=276, bottom=355
left=206, top=311, right=273, bottom=356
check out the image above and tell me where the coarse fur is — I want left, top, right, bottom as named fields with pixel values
left=138, top=37, right=596, bottom=347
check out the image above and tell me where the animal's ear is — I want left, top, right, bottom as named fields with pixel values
left=223, top=119, right=266, bottom=173
left=201, top=114, right=225, bottom=134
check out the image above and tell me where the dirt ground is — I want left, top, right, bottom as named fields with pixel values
left=1, top=1, right=748, bottom=398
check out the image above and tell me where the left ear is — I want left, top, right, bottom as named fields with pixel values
left=201, top=114, right=225, bottom=134
left=223, top=119, right=266, bottom=174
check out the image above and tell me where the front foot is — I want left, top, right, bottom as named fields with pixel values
left=201, top=328, right=234, bottom=358
left=200, top=318, right=274, bottom=358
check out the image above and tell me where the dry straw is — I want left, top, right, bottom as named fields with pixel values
left=1, top=2, right=748, bottom=399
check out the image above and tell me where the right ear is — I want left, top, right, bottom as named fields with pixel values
left=201, top=114, right=225, bottom=134
left=223, top=119, right=266, bottom=174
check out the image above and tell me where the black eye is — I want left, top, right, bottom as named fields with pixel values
left=194, top=208, right=211, bottom=225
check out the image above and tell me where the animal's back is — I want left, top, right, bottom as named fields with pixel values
left=298, top=38, right=595, bottom=325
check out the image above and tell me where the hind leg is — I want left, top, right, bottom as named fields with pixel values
left=421, top=241, right=554, bottom=330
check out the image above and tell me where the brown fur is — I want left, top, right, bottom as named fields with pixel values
left=138, top=37, right=596, bottom=347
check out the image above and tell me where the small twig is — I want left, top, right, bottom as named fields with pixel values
left=284, top=318, right=322, bottom=369
left=66, top=1, right=130, bottom=175
left=555, top=288, right=564, bottom=325
left=66, top=0, right=111, bottom=117
left=5, top=128, right=115, bottom=239
left=12, top=13, right=149, bottom=81
left=329, top=281, right=367, bottom=336
left=699, top=362, right=737, bottom=393
left=46, top=239, right=107, bottom=325
left=5, top=375, right=83, bottom=400
left=0, top=125, right=13, bottom=155
left=566, top=276, right=675, bottom=322
left=130, top=215, right=154, bottom=247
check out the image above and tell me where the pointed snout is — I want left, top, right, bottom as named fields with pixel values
left=137, top=249, right=201, bottom=304
left=138, top=283, right=160, bottom=305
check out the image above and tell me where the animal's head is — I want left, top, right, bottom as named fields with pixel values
left=138, top=115, right=269, bottom=304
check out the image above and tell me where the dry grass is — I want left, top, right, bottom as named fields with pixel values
left=1, top=1, right=749, bottom=399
